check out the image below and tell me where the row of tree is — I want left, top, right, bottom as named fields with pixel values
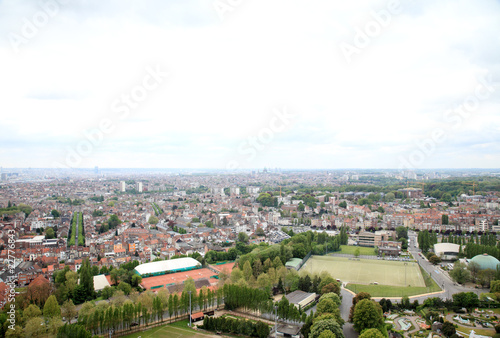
left=201, top=316, right=269, bottom=338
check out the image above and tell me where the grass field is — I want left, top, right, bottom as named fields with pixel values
left=121, top=320, right=219, bottom=338
left=338, top=245, right=376, bottom=256
left=345, top=264, right=441, bottom=297
left=302, top=255, right=425, bottom=287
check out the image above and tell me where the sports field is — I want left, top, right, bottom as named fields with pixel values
left=301, top=255, right=425, bottom=287
left=122, top=320, right=219, bottom=338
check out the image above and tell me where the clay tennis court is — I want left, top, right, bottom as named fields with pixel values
left=140, top=268, right=219, bottom=290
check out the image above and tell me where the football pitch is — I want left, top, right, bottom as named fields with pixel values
left=121, top=321, right=219, bottom=338
left=301, top=255, right=425, bottom=287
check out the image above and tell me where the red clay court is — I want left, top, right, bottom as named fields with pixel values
left=140, top=267, right=219, bottom=290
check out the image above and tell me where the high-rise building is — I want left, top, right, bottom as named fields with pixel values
left=120, top=181, right=126, bottom=192
left=94, top=166, right=99, bottom=174
left=136, top=182, right=143, bottom=193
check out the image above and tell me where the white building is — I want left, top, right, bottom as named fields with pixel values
left=120, top=181, right=126, bottom=192
left=136, top=182, right=143, bottom=193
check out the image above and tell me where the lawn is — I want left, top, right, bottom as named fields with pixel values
left=338, top=245, right=376, bottom=256
left=121, top=320, right=219, bottom=338
left=302, top=255, right=425, bottom=287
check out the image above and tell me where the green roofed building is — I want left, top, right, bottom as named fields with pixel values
left=469, top=253, right=500, bottom=270
left=285, top=258, right=302, bottom=271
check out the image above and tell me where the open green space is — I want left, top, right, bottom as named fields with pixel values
left=302, top=255, right=425, bottom=287
left=345, top=264, right=441, bottom=297
left=338, top=245, right=376, bottom=256
left=121, top=320, right=218, bottom=338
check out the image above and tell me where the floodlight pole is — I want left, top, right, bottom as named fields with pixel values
left=404, top=262, right=408, bottom=286
left=189, top=291, right=192, bottom=327
left=275, top=305, right=278, bottom=338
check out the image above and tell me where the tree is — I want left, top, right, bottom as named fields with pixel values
left=309, top=319, right=345, bottom=338
left=118, top=282, right=132, bottom=295
left=359, top=328, right=385, bottom=338
left=45, top=227, right=55, bottom=239
left=442, top=214, right=449, bottom=225
left=148, top=215, right=159, bottom=225
left=396, top=226, right=408, bottom=240
left=467, top=262, right=481, bottom=282
left=452, top=292, right=479, bottom=311
left=79, top=259, right=94, bottom=300
left=23, top=304, right=42, bottom=321
left=450, top=261, right=471, bottom=284
left=107, top=214, right=121, bottom=228
left=442, top=321, right=456, bottom=338
left=354, top=248, right=360, bottom=258
left=385, top=193, right=395, bottom=202
left=491, top=280, right=500, bottom=293
left=43, top=295, right=61, bottom=318
left=51, top=209, right=60, bottom=218
left=61, top=299, right=77, bottom=321
left=352, top=299, right=384, bottom=333
left=349, top=292, right=371, bottom=322
left=24, top=317, right=46, bottom=337
left=339, top=201, right=347, bottom=208
left=238, top=232, right=249, bottom=244
left=429, top=254, right=441, bottom=265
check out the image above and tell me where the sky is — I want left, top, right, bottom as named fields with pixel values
left=0, top=0, right=499, bottom=170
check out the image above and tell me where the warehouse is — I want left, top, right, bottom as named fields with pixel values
left=285, top=290, right=316, bottom=309
left=134, top=257, right=202, bottom=278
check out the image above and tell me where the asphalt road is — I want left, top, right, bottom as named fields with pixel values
left=408, top=231, right=483, bottom=303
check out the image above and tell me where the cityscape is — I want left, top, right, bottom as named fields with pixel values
left=1, top=1, right=500, bottom=338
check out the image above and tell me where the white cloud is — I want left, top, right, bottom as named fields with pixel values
left=0, top=0, right=499, bottom=168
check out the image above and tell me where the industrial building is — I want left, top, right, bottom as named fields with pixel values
left=284, top=290, right=316, bottom=309
left=134, top=257, right=201, bottom=278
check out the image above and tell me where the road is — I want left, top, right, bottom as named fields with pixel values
left=340, top=289, right=358, bottom=338
left=408, top=231, right=482, bottom=303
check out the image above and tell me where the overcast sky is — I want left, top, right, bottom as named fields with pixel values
left=1, top=0, right=499, bottom=169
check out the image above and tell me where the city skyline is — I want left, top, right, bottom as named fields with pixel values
left=1, top=0, right=499, bottom=169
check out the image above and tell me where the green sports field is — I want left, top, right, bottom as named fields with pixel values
left=121, top=320, right=219, bottom=338
left=301, top=255, right=425, bottom=287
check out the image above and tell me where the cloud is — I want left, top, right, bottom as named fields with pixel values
left=0, top=0, right=499, bottom=168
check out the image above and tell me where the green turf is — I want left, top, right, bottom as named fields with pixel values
left=338, top=245, right=377, bottom=256
left=302, top=255, right=425, bottom=287
left=120, top=320, right=217, bottom=338
left=345, top=264, right=442, bottom=297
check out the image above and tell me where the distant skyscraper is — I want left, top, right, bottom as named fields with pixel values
left=120, top=181, right=126, bottom=192
left=94, top=166, right=99, bottom=174
left=136, top=182, right=143, bottom=193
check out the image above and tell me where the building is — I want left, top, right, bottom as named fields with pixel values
left=398, top=188, right=423, bottom=199
left=120, top=181, right=126, bottom=192
left=276, top=323, right=301, bottom=338
left=469, top=254, right=500, bottom=270
left=136, top=182, right=143, bottom=193
left=93, top=274, right=111, bottom=291
left=433, top=243, right=460, bottom=261
left=358, top=231, right=389, bottom=247
left=284, top=290, right=316, bottom=309
left=134, top=257, right=201, bottom=278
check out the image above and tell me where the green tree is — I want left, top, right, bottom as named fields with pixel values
left=352, top=299, right=384, bottom=333
left=61, top=299, right=77, bottom=321
left=23, top=304, right=42, bottom=321
left=309, top=319, right=344, bottom=338
left=79, top=259, right=94, bottom=300
left=359, top=328, right=385, bottom=338
left=442, top=214, right=449, bottom=225
left=51, top=209, right=60, bottom=218
left=43, top=295, right=61, bottom=318
left=107, top=214, right=121, bottom=228
left=148, top=215, right=159, bottom=225
left=24, top=317, right=46, bottom=337
left=442, top=321, right=456, bottom=337
left=339, top=201, right=347, bottom=208
left=450, top=261, right=471, bottom=284
left=238, top=232, right=249, bottom=244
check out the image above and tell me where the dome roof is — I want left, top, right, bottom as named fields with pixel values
left=470, top=253, right=500, bottom=270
